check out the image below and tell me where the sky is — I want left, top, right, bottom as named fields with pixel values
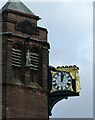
left=0, top=0, right=93, bottom=118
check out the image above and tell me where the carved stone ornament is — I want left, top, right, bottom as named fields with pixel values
left=26, top=49, right=31, bottom=66
left=2, top=12, right=8, bottom=21
left=15, top=20, right=37, bottom=35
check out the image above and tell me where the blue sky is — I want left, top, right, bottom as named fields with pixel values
left=0, top=0, right=93, bottom=118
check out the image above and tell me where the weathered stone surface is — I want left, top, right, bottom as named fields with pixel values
left=2, top=1, right=49, bottom=119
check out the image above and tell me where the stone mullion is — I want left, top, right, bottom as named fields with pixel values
left=21, top=43, right=25, bottom=84
left=24, top=68, right=30, bottom=86
left=7, top=39, right=13, bottom=83
left=38, top=48, right=42, bottom=87
left=42, top=48, right=49, bottom=91
left=2, top=36, right=7, bottom=83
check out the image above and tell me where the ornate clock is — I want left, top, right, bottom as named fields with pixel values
left=49, top=65, right=80, bottom=116
left=52, top=71, right=72, bottom=91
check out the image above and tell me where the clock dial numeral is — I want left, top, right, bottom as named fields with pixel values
left=67, top=82, right=70, bottom=85
left=53, top=83, right=57, bottom=86
left=57, top=86, right=59, bottom=89
left=52, top=79, right=56, bottom=82
left=54, top=76, right=57, bottom=79
left=68, top=79, right=72, bottom=81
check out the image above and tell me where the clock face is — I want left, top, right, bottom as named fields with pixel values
left=52, top=71, right=72, bottom=91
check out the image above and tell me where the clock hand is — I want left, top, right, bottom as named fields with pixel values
left=61, top=72, right=63, bottom=82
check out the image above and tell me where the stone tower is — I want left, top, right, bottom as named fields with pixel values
left=1, top=0, right=50, bottom=119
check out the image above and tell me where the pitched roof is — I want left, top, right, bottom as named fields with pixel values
left=1, top=0, right=35, bottom=16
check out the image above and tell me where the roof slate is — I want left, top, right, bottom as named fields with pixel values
left=1, top=0, right=35, bottom=15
